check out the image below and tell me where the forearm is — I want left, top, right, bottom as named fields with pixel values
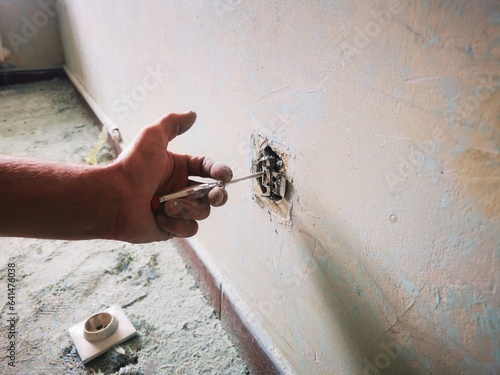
left=0, top=113, right=232, bottom=243
left=0, top=156, right=121, bottom=240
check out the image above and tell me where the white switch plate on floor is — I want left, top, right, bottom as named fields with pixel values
left=68, top=305, right=137, bottom=364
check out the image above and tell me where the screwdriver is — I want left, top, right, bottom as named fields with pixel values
left=151, top=171, right=264, bottom=211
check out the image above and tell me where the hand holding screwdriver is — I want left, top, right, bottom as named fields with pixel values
left=151, top=171, right=264, bottom=211
left=0, top=111, right=233, bottom=243
left=110, top=111, right=233, bottom=242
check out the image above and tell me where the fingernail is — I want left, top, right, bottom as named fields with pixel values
left=165, top=201, right=182, bottom=216
left=210, top=188, right=227, bottom=206
left=222, top=165, right=233, bottom=182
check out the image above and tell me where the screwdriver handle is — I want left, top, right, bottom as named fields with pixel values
left=151, top=182, right=221, bottom=212
left=150, top=171, right=264, bottom=212
left=151, top=196, right=161, bottom=211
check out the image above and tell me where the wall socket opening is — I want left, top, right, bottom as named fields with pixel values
left=255, top=145, right=286, bottom=201
left=251, top=132, right=292, bottom=222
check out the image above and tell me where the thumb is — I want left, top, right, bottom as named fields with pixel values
left=158, top=111, right=197, bottom=144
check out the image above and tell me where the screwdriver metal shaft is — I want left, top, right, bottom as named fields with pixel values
left=224, top=171, right=264, bottom=185
left=151, top=171, right=264, bottom=210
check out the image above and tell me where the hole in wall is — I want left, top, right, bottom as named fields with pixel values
left=256, top=145, right=286, bottom=201
left=251, top=131, right=293, bottom=223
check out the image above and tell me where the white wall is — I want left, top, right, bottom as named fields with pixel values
left=58, top=1, right=499, bottom=374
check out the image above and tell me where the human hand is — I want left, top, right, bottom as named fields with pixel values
left=107, top=112, right=232, bottom=243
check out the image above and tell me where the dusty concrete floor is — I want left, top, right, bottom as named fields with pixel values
left=0, top=79, right=249, bottom=375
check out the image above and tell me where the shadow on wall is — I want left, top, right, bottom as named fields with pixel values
left=292, top=216, right=465, bottom=375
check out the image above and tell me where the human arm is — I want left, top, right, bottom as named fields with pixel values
left=0, top=111, right=232, bottom=243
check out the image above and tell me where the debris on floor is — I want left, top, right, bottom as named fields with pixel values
left=0, top=79, right=250, bottom=374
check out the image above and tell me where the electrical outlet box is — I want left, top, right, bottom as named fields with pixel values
left=255, top=145, right=287, bottom=201
left=251, top=131, right=292, bottom=221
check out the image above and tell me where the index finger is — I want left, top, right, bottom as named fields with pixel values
left=187, top=156, right=233, bottom=183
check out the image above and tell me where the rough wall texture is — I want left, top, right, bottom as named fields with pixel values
left=58, top=1, right=499, bottom=374
left=0, top=0, right=63, bottom=70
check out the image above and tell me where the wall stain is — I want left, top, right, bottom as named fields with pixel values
left=450, top=87, right=500, bottom=220
left=451, top=148, right=499, bottom=221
